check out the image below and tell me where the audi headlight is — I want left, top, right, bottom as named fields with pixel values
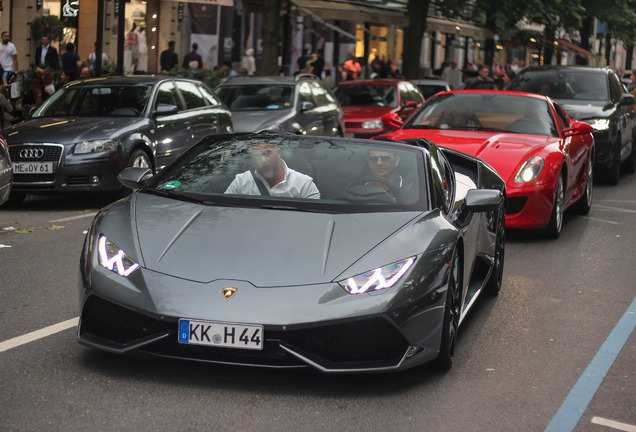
left=585, top=119, right=610, bottom=131
left=514, top=156, right=545, bottom=183
left=74, top=139, right=119, bottom=154
left=97, top=235, right=140, bottom=277
left=362, top=119, right=383, bottom=130
left=339, top=257, right=415, bottom=295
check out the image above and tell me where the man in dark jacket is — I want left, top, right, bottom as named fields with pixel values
left=182, top=43, right=203, bottom=69
left=160, top=41, right=179, bottom=72
left=35, top=36, right=59, bottom=70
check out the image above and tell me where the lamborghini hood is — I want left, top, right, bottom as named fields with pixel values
left=129, top=193, right=422, bottom=285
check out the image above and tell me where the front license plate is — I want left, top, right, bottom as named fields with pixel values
left=178, top=319, right=263, bottom=350
left=13, top=162, right=54, bottom=174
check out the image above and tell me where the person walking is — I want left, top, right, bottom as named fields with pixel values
left=160, top=41, right=179, bottom=72
left=61, top=42, right=81, bottom=80
left=35, top=35, right=59, bottom=70
left=0, top=31, right=18, bottom=85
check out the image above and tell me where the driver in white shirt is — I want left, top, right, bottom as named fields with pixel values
left=225, top=143, right=320, bottom=199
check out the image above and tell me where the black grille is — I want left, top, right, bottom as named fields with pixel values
left=506, top=196, right=528, bottom=215
left=13, top=174, right=56, bottom=183
left=66, top=176, right=92, bottom=185
left=80, top=296, right=408, bottom=369
left=9, top=144, right=63, bottom=162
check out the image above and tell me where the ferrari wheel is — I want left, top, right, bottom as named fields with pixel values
left=485, top=205, right=505, bottom=296
left=573, top=156, right=593, bottom=215
left=545, top=175, right=564, bottom=239
left=436, top=247, right=462, bottom=370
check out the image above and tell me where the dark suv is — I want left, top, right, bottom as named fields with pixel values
left=508, top=66, right=636, bottom=184
left=214, top=74, right=344, bottom=136
left=4, top=76, right=233, bottom=201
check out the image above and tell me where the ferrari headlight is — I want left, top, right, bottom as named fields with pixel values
left=74, top=139, right=119, bottom=154
left=339, top=257, right=415, bottom=295
left=514, top=156, right=545, bottom=183
left=97, top=235, right=140, bottom=277
left=584, top=119, right=610, bottom=131
left=362, top=119, right=383, bottom=130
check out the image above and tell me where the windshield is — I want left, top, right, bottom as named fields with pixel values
left=334, top=85, right=398, bottom=107
left=508, top=69, right=609, bottom=101
left=144, top=135, right=428, bottom=213
left=215, top=85, right=294, bottom=110
left=33, top=84, right=153, bottom=118
left=404, top=92, right=559, bottom=137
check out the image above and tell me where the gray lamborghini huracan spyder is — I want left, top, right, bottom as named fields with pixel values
left=78, top=132, right=505, bottom=373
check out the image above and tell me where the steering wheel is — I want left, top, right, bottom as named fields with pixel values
left=350, top=175, right=402, bottom=201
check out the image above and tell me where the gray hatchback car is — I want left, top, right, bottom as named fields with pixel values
left=3, top=76, right=233, bottom=202
left=214, top=74, right=344, bottom=136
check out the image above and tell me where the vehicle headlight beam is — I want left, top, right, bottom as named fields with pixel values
left=340, top=257, right=415, bottom=294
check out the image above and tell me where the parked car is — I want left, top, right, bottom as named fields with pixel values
left=507, top=66, right=636, bottom=184
left=333, top=79, right=424, bottom=138
left=214, top=74, right=344, bottom=136
left=3, top=76, right=233, bottom=203
left=78, top=132, right=505, bottom=372
left=0, top=134, right=11, bottom=206
left=411, top=78, right=451, bottom=100
left=380, top=90, right=595, bottom=238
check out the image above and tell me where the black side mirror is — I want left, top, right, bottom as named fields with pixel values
left=118, top=167, right=153, bottom=190
left=464, top=189, right=503, bottom=213
left=154, top=103, right=179, bottom=117
left=620, top=93, right=635, bottom=106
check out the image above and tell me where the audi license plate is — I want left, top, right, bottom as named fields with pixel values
left=13, top=162, right=54, bottom=174
left=178, top=319, right=263, bottom=350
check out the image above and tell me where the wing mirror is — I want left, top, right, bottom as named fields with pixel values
left=118, top=167, right=153, bottom=190
left=464, top=189, right=503, bottom=213
left=154, top=103, right=179, bottom=117
left=563, top=120, right=594, bottom=138
left=620, top=93, right=636, bottom=106
left=301, top=101, right=315, bottom=111
left=381, top=112, right=404, bottom=130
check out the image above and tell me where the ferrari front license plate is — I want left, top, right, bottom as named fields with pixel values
left=178, top=319, right=263, bottom=350
left=13, top=162, right=54, bottom=174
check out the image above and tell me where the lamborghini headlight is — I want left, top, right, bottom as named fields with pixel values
left=339, top=257, right=415, bottom=295
left=514, top=156, right=545, bottom=183
left=74, top=139, right=119, bottom=154
left=362, top=119, right=383, bottom=130
left=585, top=118, right=610, bottom=131
left=97, top=235, right=140, bottom=277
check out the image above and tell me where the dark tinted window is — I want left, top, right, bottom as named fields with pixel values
left=177, top=81, right=207, bottom=109
left=155, top=81, right=181, bottom=109
left=309, top=81, right=331, bottom=106
left=215, top=85, right=294, bottom=110
left=509, top=69, right=608, bottom=100
left=199, top=85, right=221, bottom=106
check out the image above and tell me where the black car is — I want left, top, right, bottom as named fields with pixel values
left=508, top=66, right=636, bottom=184
left=0, top=134, right=11, bottom=206
left=214, top=74, right=344, bottom=136
left=3, top=76, right=233, bottom=201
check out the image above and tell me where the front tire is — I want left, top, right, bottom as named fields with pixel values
left=436, top=247, right=462, bottom=370
left=544, top=175, right=564, bottom=239
left=573, top=155, right=593, bottom=215
left=485, top=205, right=505, bottom=295
left=128, top=149, right=153, bottom=171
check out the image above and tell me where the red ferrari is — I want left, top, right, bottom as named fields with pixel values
left=379, top=90, right=595, bottom=238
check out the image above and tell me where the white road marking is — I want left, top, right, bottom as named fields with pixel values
left=49, top=213, right=97, bottom=223
left=0, top=317, right=79, bottom=353
left=593, top=205, right=636, bottom=214
left=582, top=217, right=620, bottom=225
left=591, top=417, right=636, bottom=432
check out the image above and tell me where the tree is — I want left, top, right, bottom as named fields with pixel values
left=401, top=0, right=431, bottom=79
left=30, top=15, right=65, bottom=42
left=260, top=0, right=284, bottom=75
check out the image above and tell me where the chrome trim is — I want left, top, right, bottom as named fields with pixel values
left=9, top=143, right=64, bottom=185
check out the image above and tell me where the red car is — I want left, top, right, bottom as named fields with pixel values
left=334, top=79, right=424, bottom=138
left=380, top=90, right=595, bottom=238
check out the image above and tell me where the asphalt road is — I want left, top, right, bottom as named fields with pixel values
left=0, top=175, right=634, bottom=432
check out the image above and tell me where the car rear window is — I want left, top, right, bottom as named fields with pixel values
left=215, top=85, right=294, bottom=110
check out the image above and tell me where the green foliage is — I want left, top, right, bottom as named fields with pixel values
left=164, top=66, right=225, bottom=89
left=30, top=15, right=65, bottom=41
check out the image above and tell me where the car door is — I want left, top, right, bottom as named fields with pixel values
left=609, top=71, right=635, bottom=160
left=309, top=80, right=341, bottom=136
left=174, top=80, right=221, bottom=145
left=298, top=81, right=324, bottom=135
left=151, top=80, right=192, bottom=170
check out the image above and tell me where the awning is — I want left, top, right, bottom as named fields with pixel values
left=292, top=0, right=409, bottom=27
left=555, top=39, right=595, bottom=59
left=426, top=17, right=493, bottom=40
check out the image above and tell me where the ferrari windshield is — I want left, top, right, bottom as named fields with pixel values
left=215, top=85, right=295, bottom=110
left=334, top=85, right=398, bottom=107
left=144, top=135, right=428, bottom=213
left=404, top=92, right=559, bottom=137
left=32, top=84, right=153, bottom=118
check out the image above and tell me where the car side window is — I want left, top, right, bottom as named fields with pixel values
left=155, top=82, right=181, bottom=111
left=309, top=81, right=330, bottom=107
left=399, top=83, right=410, bottom=106
left=608, top=73, right=623, bottom=102
left=198, top=85, right=221, bottom=106
left=553, top=103, right=570, bottom=130
left=177, top=81, right=207, bottom=109
left=427, top=146, right=451, bottom=213
left=299, top=82, right=314, bottom=106
left=405, top=82, right=424, bottom=104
